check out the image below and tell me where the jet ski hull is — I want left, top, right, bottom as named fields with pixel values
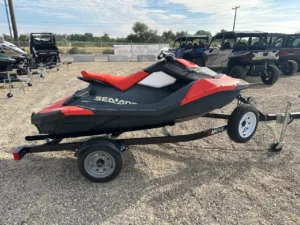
left=32, top=88, right=244, bottom=136
left=31, top=57, right=249, bottom=136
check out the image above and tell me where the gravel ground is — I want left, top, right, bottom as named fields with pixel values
left=1, top=62, right=300, bottom=225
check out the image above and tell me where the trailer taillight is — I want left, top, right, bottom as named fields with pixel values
left=13, top=152, right=21, bottom=160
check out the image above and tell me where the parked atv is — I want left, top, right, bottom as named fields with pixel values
left=205, top=31, right=280, bottom=85
left=30, top=33, right=61, bottom=69
left=267, top=33, right=300, bottom=75
left=172, top=35, right=209, bottom=66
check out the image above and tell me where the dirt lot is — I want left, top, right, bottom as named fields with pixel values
left=1, top=62, right=300, bottom=224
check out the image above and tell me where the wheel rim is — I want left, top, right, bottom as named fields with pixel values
left=84, top=151, right=116, bottom=178
left=263, top=69, right=272, bottom=81
left=231, top=70, right=240, bottom=78
left=230, top=69, right=243, bottom=78
left=238, top=112, right=257, bottom=138
left=284, top=62, right=292, bottom=74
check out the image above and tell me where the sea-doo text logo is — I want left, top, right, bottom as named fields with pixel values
left=94, top=96, right=138, bottom=105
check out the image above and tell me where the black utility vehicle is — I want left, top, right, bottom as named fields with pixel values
left=268, top=33, right=300, bottom=75
left=172, top=35, right=209, bottom=66
left=30, top=33, right=61, bottom=67
left=205, top=31, right=280, bottom=85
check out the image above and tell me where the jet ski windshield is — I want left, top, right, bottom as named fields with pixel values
left=187, top=66, right=219, bottom=77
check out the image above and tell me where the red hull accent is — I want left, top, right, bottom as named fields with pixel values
left=81, top=70, right=149, bottom=91
left=40, top=97, right=94, bottom=116
left=176, top=58, right=199, bottom=68
left=181, top=75, right=239, bottom=106
left=40, top=96, right=70, bottom=114
left=61, top=106, right=94, bottom=116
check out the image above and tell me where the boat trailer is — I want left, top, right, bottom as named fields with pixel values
left=12, top=95, right=300, bottom=182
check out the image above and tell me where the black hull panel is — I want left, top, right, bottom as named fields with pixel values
left=32, top=90, right=240, bottom=135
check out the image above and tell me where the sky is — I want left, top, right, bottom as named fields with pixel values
left=1, top=0, right=300, bottom=38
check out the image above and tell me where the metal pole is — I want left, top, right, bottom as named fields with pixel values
left=279, top=102, right=292, bottom=143
left=131, top=41, right=133, bottom=58
left=4, top=0, right=13, bottom=38
left=7, top=0, right=19, bottom=46
left=232, top=6, right=240, bottom=31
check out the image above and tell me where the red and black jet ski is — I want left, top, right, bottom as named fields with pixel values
left=31, top=50, right=249, bottom=138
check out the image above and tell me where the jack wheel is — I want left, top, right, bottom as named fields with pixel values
left=7, top=93, right=13, bottom=98
left=28, top=83, right=32, bottom=87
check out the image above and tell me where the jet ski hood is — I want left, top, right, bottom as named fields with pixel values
left=0, top=40, right=27, bottom=57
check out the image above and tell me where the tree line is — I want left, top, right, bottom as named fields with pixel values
left=2, top=22, right=215, bottom=43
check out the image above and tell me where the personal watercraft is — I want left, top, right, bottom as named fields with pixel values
left=0, top=38, right=32, bottom=74
left=0, top=53, right=16, bottom=71
left=14, top=50, right=300, bottom=182
left=31, top=50, right=248, bottom=137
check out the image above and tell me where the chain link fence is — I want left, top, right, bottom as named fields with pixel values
left=17, top=41, right=171, bottom=62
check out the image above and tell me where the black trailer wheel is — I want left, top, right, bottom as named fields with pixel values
left=282, top=60, right=298, bottom=76
left=7, top=93, right=13, bottom=98
left=77, top=141, right=123, bottom=182
left=261, top=65, right=280, bottom=85
left=227, top=104, right=259, bottom=143
left=229, top=66, right=246, bottom=80
left=28, top=83, right=32, bottom=87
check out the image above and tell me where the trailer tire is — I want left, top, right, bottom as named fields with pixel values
left=297, top=61, right=300, bottom=72
left=229, top=66, right=247, bottom=80
left=194, top=58, right=205, bottom=67
left=77, top=140, right=123, bottom=182
left=261, top=65, right=280, bottom=85
left=282, top=60, right=298, bottom=76
left=227, top=104, right=259, bottom=143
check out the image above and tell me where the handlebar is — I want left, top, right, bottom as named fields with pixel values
left=157, top=50, right=176, bottom=61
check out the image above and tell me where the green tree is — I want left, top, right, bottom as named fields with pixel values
left=162, top=30, right=175, bottom=42
left=127, top=22, right=162, bottom=43
left=101, top=33, right=111, bottom=42
left=2, top=34, right=13, bottom=42
left=83, top=33, right=93, bottom=42
left=195, top=30, right=212, bottom=38
left=19, top=34, right=29, bottom=42
left=175, top=31, right=189, bottom=38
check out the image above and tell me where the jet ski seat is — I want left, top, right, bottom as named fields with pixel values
left=81, top=70, right=149, bottom=91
